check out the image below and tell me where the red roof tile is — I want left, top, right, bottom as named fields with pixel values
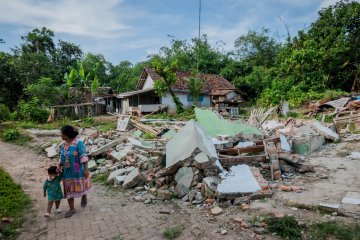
left=137, top=68, right=235, bottom=94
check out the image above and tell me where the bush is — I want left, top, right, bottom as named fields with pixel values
left=265, top=215, right=301, bottom=239
left=3, top=129, right=20, bottom=141
left=17, top=98, right=49, bottom=123
left=0, top=104, right=10, bottom=122
left=9, top=111, right=19, bottom=121
left=0, top=167, right=31, bottom=239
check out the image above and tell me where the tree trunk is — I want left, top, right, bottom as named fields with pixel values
left=168, top=87, right=184, bottom=113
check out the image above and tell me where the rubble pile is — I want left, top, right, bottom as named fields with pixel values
left=42, top=102, right=347, bottom=208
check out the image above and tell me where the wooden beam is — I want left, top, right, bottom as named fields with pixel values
left=219, top=154, right=267, bottom=167
left=218, top=145, right=264, bottom=155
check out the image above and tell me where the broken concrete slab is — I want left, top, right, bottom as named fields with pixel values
left=311, top=121, right=339, bottom=141
left=161, top=129, right=177, bottom=140
left=88, top=160, right=97, bottom=171
left=114, top=175, right=126, bottom=185
left=194, top=152, right=209, bottom=164
left=109, top=150, right=126, bottom=161
left=217, top=165, right=261, bottom=195
left=127, top=137, right=155, bottom=150
left=166, top=120, right=218, bottom=168
left=319, top=203, right=340, bottom=209
left=341, top=192, right=360, bottom=205
left=348, top=152, right=360, bottom=159
left=106, top=166, right=135, bottom=184
left=175, top=167, right=194, bottom=189
left=280, top=134, right=291, bottom=152
left=195, top=108, right=261, bottom=137
left=122, top=168, right=143, bottom=189
left=292, top=135, right=326, bottom=155
left=45, top=144, right=58, bottom=158
left=90, top=139, right=121, bottom=156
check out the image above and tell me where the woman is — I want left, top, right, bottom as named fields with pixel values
left=58, top=125, right=91, bottom=218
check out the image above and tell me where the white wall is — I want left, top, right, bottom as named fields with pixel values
left=142, top=75, right=154, bottom=90
left=161, top=92, right=211, bottom=113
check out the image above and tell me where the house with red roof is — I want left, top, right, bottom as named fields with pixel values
left=115, top=67, right=242, bottom=115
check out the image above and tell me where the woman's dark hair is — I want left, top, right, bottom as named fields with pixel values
left=61, top=125, right=79, bottom=139
left=48, top=166, right=57, bottom=174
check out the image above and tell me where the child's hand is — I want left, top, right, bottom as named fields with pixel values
left=43, top=192, right=47, bottom=198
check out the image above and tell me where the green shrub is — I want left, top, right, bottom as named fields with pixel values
left=310, top=222, right=360, bottom=240
left=17, top=98, right=49, bottom=123
left=265, top=215, right=301, bottom=239
left=0, top=104, right=10, bottom=121
left=0, top=167, right=31, bottom=239
left=3, top=129, right=20, bottom=141
left=163, top=227, right=182, bottom=239
left=9, top=111, right=19, bottom=121
left=142, top=132, right=156, bottom=139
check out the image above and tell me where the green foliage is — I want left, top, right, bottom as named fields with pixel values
left=310, top=222, right=360, bottom=240
left=186, top=76, right=203, bottom=106
left=265, top=215, right=302, bottom=239
left=91, top=173, right=108, bottom=184
left=162, top=227, right=182, bottom=239
left=3, top=128, right=20, bottom=141
left=65, top=62, right=100, bottom=94
left=152, top=56, right=185, bottom=113
left=17, top=98, right=49, bottom=123
left=146, top=109, right=195, bottom=121
left=0, top=104, right=10, bottom=121
left=142, top=132, right=156, bottom=140
left=0, top=167, right=31, bottom=239
left=25, top=77, right=61, bottom=106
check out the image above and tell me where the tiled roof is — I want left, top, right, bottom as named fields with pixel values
left=137, top=68, right=235, bottom=94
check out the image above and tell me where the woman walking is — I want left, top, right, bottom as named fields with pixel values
left=58, top=125, right=91, bottom=218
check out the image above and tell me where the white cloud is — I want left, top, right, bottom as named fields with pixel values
left=0, top=0, right=129, bottom=39
left=202, top=17, right=257, bottom=51
left=319, top=0, right=339, bottom=9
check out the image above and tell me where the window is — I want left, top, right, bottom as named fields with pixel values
left=187, top=94, right=204, bottom=102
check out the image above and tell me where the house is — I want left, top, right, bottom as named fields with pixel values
left=115, top=67, right=242, bottom=115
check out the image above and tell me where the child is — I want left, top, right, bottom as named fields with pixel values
left=43, top=166, right=64, bottom=218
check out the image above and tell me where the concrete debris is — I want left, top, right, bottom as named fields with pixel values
left=210, top=206, right=223, bottom=215
left=107, top=167, right=135, bottom=184
left=165, top=120, right=218, bottom=168
left=311, top=121, right=339, bottom=141
left=175, top=167, right=194, bottom=192
left=122, top=168, right=143, bottom=189
left=348, top=152, right=360, bottom=159
left=45, top=144, right=59, bottom=158
left=88, top=160, right=97, bottom=171
left=217, top=165, right=261, bottom=195
left=91, top=139, right=122, bottom=156
left=341, top=192, right=360, bottom=205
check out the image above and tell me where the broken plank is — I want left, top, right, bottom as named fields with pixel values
left=218, top=154, right=267, bottom=167
left=219, top=145, right=264, bottom=155
left=90, top=139, right=122, bottom=156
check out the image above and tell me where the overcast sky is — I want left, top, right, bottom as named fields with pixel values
left=0, top=0, right=345, bottom=64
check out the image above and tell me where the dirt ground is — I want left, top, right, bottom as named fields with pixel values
left=1, top=134, right=360, bottom=239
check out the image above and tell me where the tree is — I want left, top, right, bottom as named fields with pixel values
left=25, top=77, right=61, bottom=106
left=186, top=76, right=203, bottom=106
left=152, top=56, right=184, bottom=113
left=0, top=52, right=23, bottom=109
left=234, top=28, right=280, bottom=68
left=82, top=53, right=110, bottom=86
left=52, top=40, right=83, bottom=85
left=65, top=62, right=100, bottom=96
left=15, top=27, right=55, bottom=55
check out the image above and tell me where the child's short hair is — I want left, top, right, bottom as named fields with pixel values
left=48, top=166, right=57, bottom=174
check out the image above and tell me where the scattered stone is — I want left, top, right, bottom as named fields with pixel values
left=254, top=227, right=266, bottom=235
left=114, top=175, right=126, bottom=185
left=107, top=166, right=135, bottom=184
left=123, top=168, right=143, bottom=189
left=220, top=229, right=227, bottom=235
left=144, top=199, right=151, bottom=204
left=159, top=209, right=171, bottom=214
left=157, top=190, right=171, bottom=200
left=88, top=160, right=97, bottom=171
left=210, top=206, right=223, bottom=215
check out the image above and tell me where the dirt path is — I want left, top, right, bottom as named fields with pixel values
left=0, top=141, right=255, bottom=240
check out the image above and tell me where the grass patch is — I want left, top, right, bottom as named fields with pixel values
left=91, top=173, right=108, bottom=184
left=147, top=109, right=195, bottom=121
left=95, top=122, right=117, bottom=132
left=0, top=123, right=32, bottom=146
left=310, top=222, right=360, bottom=240
left=0, top=167, right=31, bottom=239
left=142, top=132, right=156, bottom=140
left=264, top=215, right=302, bottom=239
left=162, top=227, right=182, bottom=239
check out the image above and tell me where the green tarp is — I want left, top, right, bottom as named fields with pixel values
left=195, top=108, right=261, bottom=137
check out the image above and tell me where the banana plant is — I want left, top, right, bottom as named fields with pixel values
left=64, top=62, right=99, bottom=94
